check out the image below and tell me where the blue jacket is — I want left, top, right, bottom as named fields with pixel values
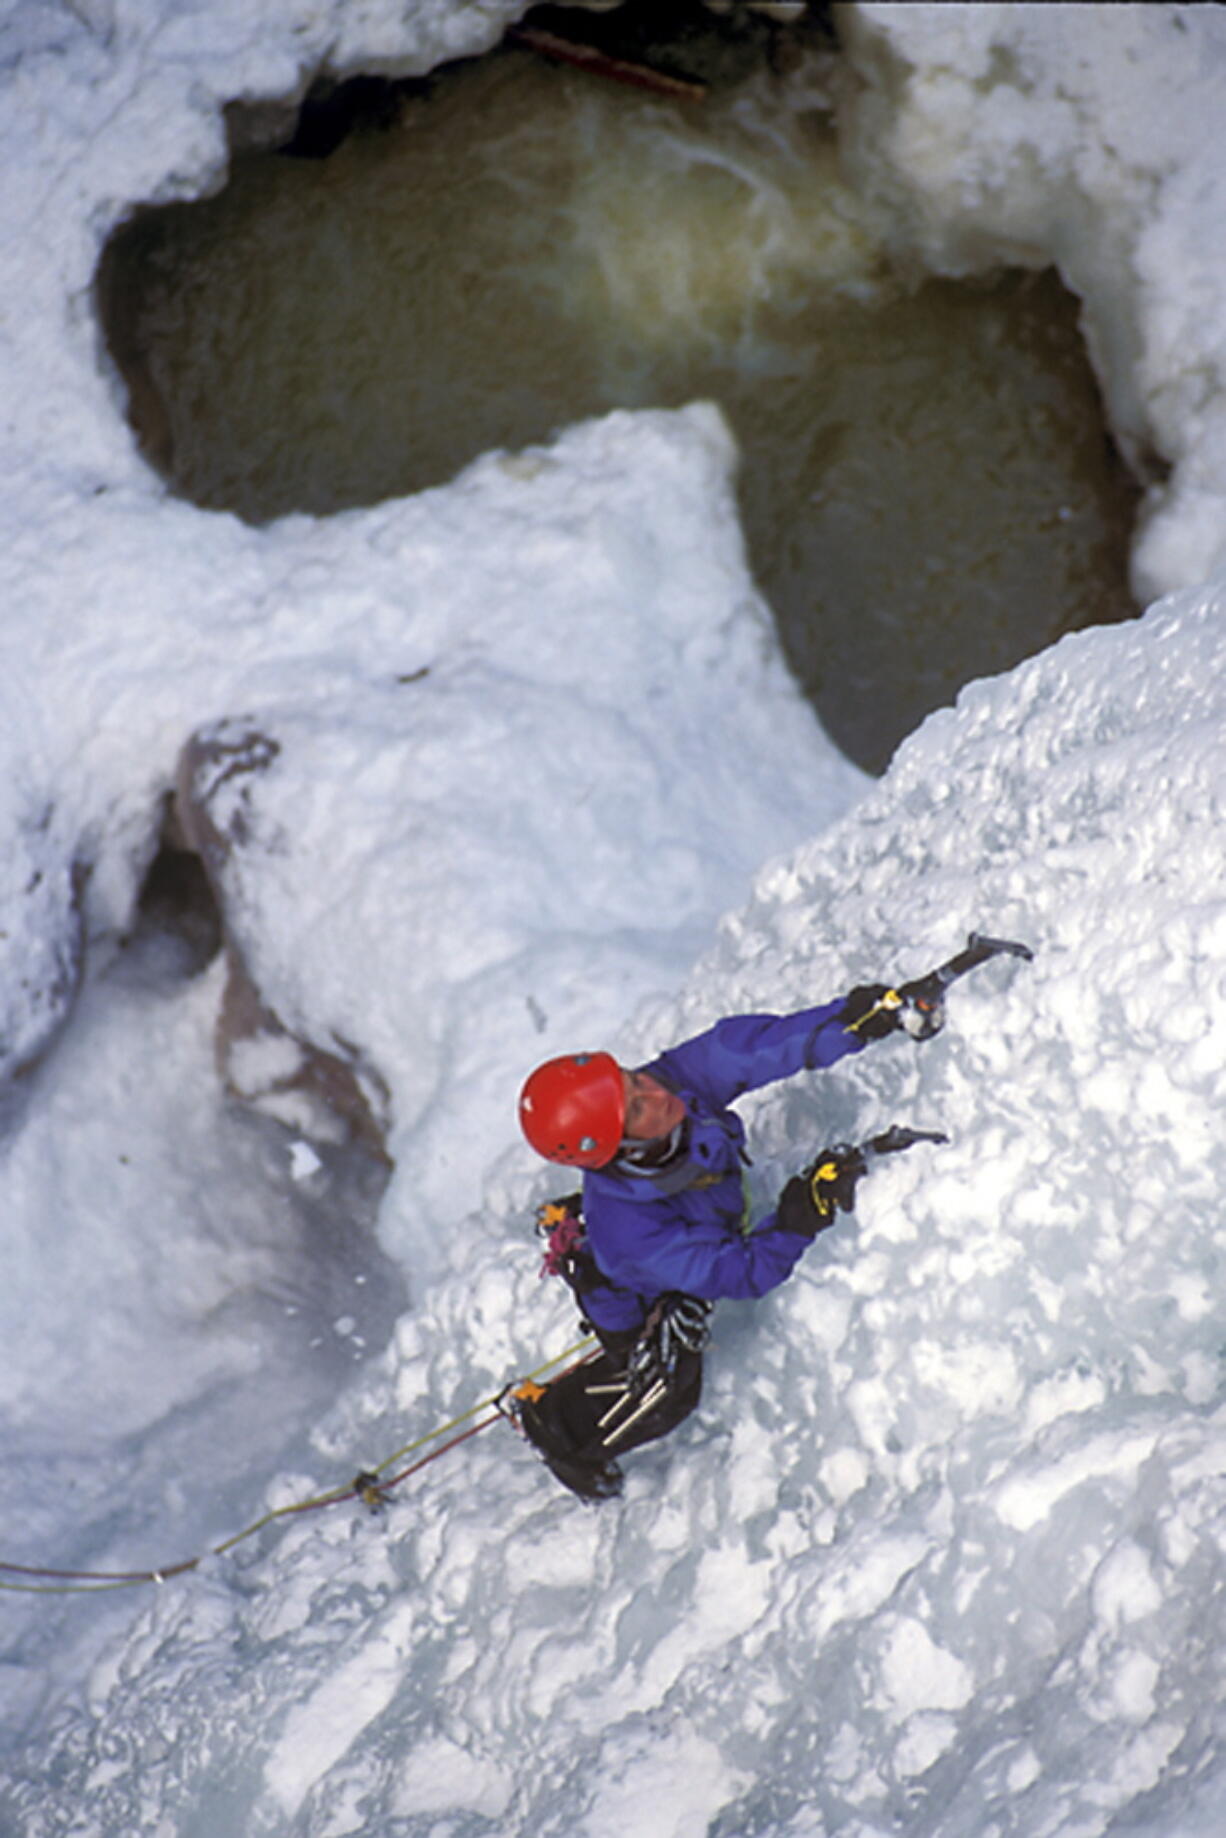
left=577, top=998, right=866, bottom=1336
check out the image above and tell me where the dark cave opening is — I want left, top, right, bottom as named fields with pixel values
left=96, top=1, right=1140, bottom=776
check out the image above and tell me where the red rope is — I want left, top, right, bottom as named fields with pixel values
left=0, top=1412, right=507, bottom=1591
left=0, top=1340, right=598, bottom=1592
left=380, top=1412, right=502, bottom=1490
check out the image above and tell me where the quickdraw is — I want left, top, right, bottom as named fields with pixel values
left=352, top=1470, right=393, bottom=1514
left=536, top=1195, right=585, bottom=1278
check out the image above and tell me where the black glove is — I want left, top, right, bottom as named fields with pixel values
left=841, top=979, right=946, bottom=1042
left=893, top=973, right=946, bottom=1039
left=839, top=983, right=903, bottom=1041
left=776, top=1142, right=868, bottom=1238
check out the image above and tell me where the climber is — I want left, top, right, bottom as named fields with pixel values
left=510, top=933, right=1031, bottom=1499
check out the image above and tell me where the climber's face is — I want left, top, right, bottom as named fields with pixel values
left=621, top=1069, right=686, bottom=1144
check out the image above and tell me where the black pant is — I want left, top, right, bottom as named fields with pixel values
left=518, top=1348, right=703, bottom=1500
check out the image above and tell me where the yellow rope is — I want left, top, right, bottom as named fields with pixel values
left=0, top=1334, right=598, bottom=1595
left=370, top=1333, right=596, bottom=1477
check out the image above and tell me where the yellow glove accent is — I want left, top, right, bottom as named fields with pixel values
left=809, top=1161, right=840, bottom=1219
left=846, top=988, right=903, bottom=1034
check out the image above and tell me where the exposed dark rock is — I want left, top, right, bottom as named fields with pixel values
left=1, top=803, right=86, bottom=1089
left=176, top=723, right=392, bottom=1162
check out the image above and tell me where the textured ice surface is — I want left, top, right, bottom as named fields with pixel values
left=0, top=4, right=1224, bottom=1836
left=6, top=583, right=1223, bottom=1838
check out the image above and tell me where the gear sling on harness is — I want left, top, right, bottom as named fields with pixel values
left=509, top=1197, right=709, bottom=1500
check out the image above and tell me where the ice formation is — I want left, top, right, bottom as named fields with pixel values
left=0, top=4, right=1223, bottom=1836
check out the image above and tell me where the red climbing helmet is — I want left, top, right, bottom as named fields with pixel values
left=518, top=1052, right=625, bottom=1168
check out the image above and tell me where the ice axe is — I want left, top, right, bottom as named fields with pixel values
left=803, top=1124, right=950, bottom=1224
left=847, top=930, right=1035, bottom=1041
left=861, top=1124, right=951, bottom=1158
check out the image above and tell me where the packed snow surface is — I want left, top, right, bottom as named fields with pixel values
left=0, top=4, right=1224, bottom=1837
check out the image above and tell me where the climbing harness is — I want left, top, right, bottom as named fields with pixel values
left=500, top=1287, right=711, bottom=1501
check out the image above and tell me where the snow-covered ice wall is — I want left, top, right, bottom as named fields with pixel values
left=0, top=3, right=1224, bottom=1836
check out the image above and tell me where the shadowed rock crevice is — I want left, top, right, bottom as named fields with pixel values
left=174, top=726, right=394, bottom=1163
